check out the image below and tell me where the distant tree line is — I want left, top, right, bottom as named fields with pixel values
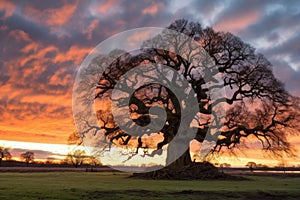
left=0, top=147, right=35, bottom=167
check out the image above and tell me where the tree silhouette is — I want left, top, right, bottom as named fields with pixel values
left=20, top=151, right=34, bottom=167
left=87, top=155, right=102, bottom=166
left=220, top=163, right=231, bottom=168
left=246, top=161, right=257, bottom=168
left=66, top=131, right=101, bottom=167
left=75, top=19, right=300, bottom=176
left=66, top=149, right=88, bottom=168
left=0, top=146, right=11, bottom=165
left=246, top=161, right=257, bottom=172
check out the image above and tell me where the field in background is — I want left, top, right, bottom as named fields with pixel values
left=0, top=172, right=300, bottom=199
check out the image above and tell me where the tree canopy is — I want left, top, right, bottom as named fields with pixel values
left=20, top=151, right=34, bottom=167
left=0, top=146, right=11, bottom=165
left=66, top=149, right=87, bottom=168
left=74, top=19, right=300, bottom=172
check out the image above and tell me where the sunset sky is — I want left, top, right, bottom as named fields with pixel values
left=0, top=0, right=299, bottom=166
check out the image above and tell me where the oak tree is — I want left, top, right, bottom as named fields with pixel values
left=75, top=19, right=300, bottom=176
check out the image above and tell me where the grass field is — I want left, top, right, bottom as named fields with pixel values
left=0, top=172, right=300, bottom=199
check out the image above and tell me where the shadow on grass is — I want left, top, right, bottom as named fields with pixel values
left=82, top=190, right=298, bottom=200
left=131, top=162, right=249, bottom=180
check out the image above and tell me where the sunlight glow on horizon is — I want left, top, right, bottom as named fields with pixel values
left=0, top=139, right=71, bottom=155
left=1, top=139, right=299, bottom=167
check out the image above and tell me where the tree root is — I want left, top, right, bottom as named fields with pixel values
left=132, top=162, right=245, bottom=180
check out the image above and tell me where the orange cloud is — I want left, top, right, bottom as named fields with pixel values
left=24, top=1, right=78, bottom=27
left=20, top=45, right=58, bottom=66
left=0, top=130, right=64, bottom=144
left=46, top=2, right=78, bottom=26
left=53, top=45, right=92, bottom=65
left=19, top=42, right=91, bottom=69
left=0, top=82, right=73, bottom=144
left=0, top=41, right=81, bottom=146
left=20, top=41, right=39, bottom=54
left=127, top=29, right=155, bottom=47
left=8, top=30, right=31, bottom=42
left=142, top=2, right=164, bottom=15
left=214, top=10, right=261, bottom=33
left=0, top=89, right=73, bottom=145
left=97, top=0, right=119, bottom=14
left=20, top=93, right=71, bottom=107
left=82, top=19, right=100, bottom=40
left=48, top=68, right=74, bottom=89
left=0, top=0, right=16, bottom=19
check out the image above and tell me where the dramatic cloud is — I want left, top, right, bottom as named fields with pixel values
left=0, top=0, right=16, bottom=19
left=214, top=10, right=261, bottom=33
left=0, top=0, right=299, bottom=163
left=142, top=2, right=164, bottom=16
left=11, top=148, right=66, bottom=160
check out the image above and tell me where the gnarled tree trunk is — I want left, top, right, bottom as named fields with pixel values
left=167, top=148, right=192, bottom=171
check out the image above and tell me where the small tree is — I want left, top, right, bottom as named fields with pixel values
left=66, top=149, right=87, bottom=168
left=256, top=163, right=268, bottom=168
left=20, top=151, right=34, bottom=167
left=0, top=146, right=11, bottom=165
left=66, top=130, right=102, bottom=167
left=87, top=156, right=102, bottom=166
left=246, top=161, right=256, bottom=172
left=220, top=163, right=231, bottom=168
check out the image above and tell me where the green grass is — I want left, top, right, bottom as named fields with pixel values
left=0, top=172, right=299, bottom=199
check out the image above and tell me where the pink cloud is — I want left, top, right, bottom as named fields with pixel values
left=53, top=45, right=92, bottom=65
left=0, top=25, right=8, bottom=31
left=20, top=42, right=40, bottom=54
left=97, top=0, right=119, bottom=14
left=47, top=2, right=78, bottom=26
left=24, top=1, right=78, bottom=27
left=82, top=19, right=100, bottom=40
left=214, top=10, right=261, bottom=33
left=8, top=29, right=31, bottom=42
left=0, top=0, right=16, bottom=19
left=20, top=45, right=58, bottom=66
left=49, top=68, right=73, bottom=87
left=127, top=29, right=155, bottom=47
left=142, top=2, right=164, bottom=16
